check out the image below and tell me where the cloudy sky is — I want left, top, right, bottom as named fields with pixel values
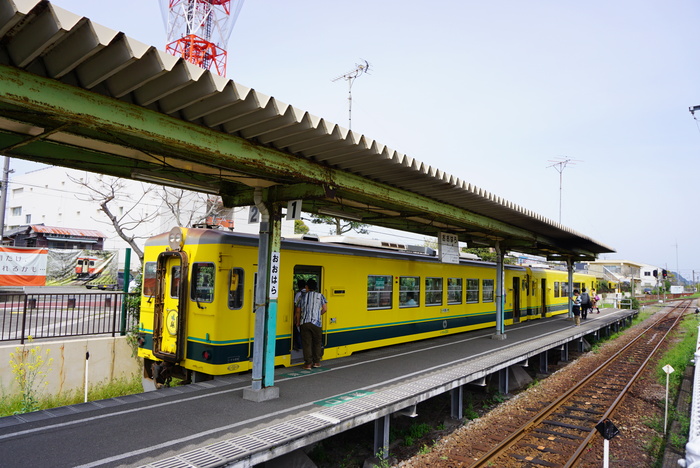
left=24, top=1, right=700, bottom=279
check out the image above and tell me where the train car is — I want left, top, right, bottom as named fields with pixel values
left=136, top=227, right=596, bottom=385
left=75, top=256, right=97, bottom=278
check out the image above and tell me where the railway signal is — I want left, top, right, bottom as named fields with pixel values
left=595, top=418, right=620, bottom=468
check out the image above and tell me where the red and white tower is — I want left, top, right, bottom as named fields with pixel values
left=160, top=0, right=244, bottom=76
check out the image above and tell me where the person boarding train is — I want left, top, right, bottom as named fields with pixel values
left=295, top=278, right=327, bottom=370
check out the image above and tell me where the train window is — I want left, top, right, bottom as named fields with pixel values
left=143, top=262, right=157, bottom=297
left=399, top=276, right=420, bottom=308
left=482, top=279, right=494, bottom=302
left=170, top=266, right=181, bottom=298
left=554, top=282, right=560, bottom=298
left=228, top=268, right=244, bottom=309
left=561, top=282, right=570, bottom=297
left=191, top=262, right=215, bottom=303
left=367, top=275, right=393, bottom=310
left=447, top=278, right=462, bottom=304
left=466, top=279, right=479, bottom=303
left=573, top=282, right=581, bottom=293
left=425, top=277, right=443, bottom=306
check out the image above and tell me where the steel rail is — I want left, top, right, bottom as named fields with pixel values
left=470, top=301, right=690, bottom=467
left=564, top=300, right=690, bottom=467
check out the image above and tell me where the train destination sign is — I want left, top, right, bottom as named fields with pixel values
left=439, top=232, right=459, bottom=264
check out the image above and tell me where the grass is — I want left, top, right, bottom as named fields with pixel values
left=655, top=314, right=698, bottom=402
left=0, top=375, right=143, bottom=417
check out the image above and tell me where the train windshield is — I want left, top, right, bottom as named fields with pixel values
left=192, top=262, right=215, bottom=303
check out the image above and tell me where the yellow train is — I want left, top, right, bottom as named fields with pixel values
left=136, top=227, right=596, bottom=385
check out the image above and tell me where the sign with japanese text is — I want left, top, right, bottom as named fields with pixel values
left=0, top=246, right=48, bottom=286
left=269, top=251, right=281, bottom=299
left=439, top=232, right=460, bottom=264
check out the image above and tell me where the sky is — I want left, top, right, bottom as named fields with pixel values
left=20, top=0, right=700, bottom=278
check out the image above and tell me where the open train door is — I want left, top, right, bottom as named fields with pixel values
left=540, top=278, right=547, bottom=318
left=512, top=277, right=521, bottom=322
left=152, top=250, right=189, bottom=363
left=292, top=265, right=324, bottom=363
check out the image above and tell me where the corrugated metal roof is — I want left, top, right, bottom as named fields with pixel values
left=0, top=0, right=614, bottom=257
left=30, top=225, right=105, bottom=238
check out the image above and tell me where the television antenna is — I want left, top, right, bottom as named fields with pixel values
left=332, top=60, right=370, bottom=131
left=546, top=157, right=581, bottom=224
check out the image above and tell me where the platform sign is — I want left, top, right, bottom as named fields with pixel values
left=248, top=206, right=260, bottom=224
left=269, top=251, right=281, bottom=299
left=439, top=232, right=459, bottom=264
left=286, top=200, right=302, bottom=220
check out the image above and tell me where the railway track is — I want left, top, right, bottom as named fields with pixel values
left=462, top=301, right=691, bottom=468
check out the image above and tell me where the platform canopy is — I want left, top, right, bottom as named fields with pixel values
left=0, top=0, right=614, bottom=261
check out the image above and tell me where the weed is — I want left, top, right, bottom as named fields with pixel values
left=418, top=444, right=431, bottom=455
left=489, top=392, right=506, bottom=405
left=670, top=431, right=687, bottom=450
left=374, top=449, right=391, bottom=468
left=464, top=398, right=479, bottom=420
left=526, top=378, right=540, bottom=389
left=8, top=338, right=53, bottom=414
left=0, top=374, right=142, bottom=417
left=407, top=422, right=431, bottom=439
left=643, top=414, right=663, bottom=432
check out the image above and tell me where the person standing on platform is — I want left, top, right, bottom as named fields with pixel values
left=295, top=278, right=327, bottom=370
left=292, top=279, right=306, bottom=350
left=592, top=289, right=601, bottom=313
left=580, top=288, right=591, bottom=320
left=571, top=289, right=582, bottom=326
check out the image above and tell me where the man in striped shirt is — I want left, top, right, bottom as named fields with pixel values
left=295, top=278, right=327, bottom=370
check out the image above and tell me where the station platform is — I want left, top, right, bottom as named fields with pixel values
left=0, top=308, right=637, bottom=468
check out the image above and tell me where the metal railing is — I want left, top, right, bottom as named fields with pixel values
left=0, top=292, right=136, bottom=344
left=679, top=323, right=700, bottom=467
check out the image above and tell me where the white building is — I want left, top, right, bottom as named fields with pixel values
left=5, top=166, right=295, bottom=268
left=585, top=259, right=663, bottom=294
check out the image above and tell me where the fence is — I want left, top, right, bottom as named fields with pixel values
left=0, top=291, right=137, bottom=344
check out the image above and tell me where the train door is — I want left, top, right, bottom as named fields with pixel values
left=152, top=251, right=188, bottom=363
left=512, top=277, right=521, bottom=322
left=291, top=265, right=323, bottom=364
left=540, top=278, right=547, bottom=318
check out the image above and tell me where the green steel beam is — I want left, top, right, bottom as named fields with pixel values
left=0, top=65, right=595, bottom=257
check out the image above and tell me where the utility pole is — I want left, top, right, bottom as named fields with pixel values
left=332, top=60, right=370, bottom=131
left=675, top=242, right=679, bottom=286
left=0, top=156, right=11, bottom=240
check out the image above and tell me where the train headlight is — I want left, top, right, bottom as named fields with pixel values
left=168, top=227, right=185, bottom=251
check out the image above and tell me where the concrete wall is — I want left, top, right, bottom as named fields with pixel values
left=0, top=336, right=141, bottom=397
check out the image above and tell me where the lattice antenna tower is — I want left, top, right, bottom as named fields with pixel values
left=332, top=60, right=370, bottom=131
left=547, top=157, right=581, bottom=224
left=159, top=0, right=244, bottom=76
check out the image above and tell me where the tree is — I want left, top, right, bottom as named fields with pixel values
left=160, top=187, right=231, bottom=229
left=294, top=219, right=309, bottom=235
left=70, top=174, right=231, bottom=263
left=310, top=214, right=370, bottom=236
left=69, top=174, right=157, bottom=262
left=462, top=247, right=515, bottom=264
